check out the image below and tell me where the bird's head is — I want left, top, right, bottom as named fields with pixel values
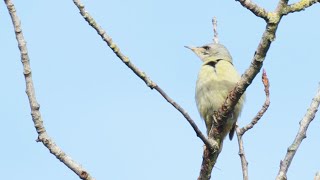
left=185, top=43, right=233, bottom=64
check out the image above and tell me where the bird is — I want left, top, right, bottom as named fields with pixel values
left=185, top=43, right=245, bottom=141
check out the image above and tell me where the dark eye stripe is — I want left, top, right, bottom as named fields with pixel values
left=202, top=46, right=210, bottom=50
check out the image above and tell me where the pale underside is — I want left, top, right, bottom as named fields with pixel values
left=196, top=60, right=245, bottom=140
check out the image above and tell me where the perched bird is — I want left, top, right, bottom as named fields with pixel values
left=185, top=43, right=245, bottom=141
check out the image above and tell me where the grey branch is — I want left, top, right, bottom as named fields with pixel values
left=71, top=0, right=320, bottom=179
left=211, top=11, right=279, bottom=162
left=238, top=69, right=270, bottom=136
left=236, top=69, right=270, bottom=180
left=4, top=0, right=94, bottom=179
left=72, top=0, right=213, bottom=149
left=275, top=85, right=320, bottom=180
left=235, top=0, right=269, bottom=21
left=211, top=0, right=318, bottom=179
left=212, top=17, right=219, bottom=44
left=236, top=126, right=248, bottom=180
left=282, top=0, right=320, bottom=15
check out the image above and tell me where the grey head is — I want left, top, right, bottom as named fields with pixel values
left=185, top=43, right=233, bottom=63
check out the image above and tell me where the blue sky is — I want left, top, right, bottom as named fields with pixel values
left=1, top=1, right=320, bottom=180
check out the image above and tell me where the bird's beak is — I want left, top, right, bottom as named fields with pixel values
left=184, top=46, right=196, bottom=51
left=185, top=46, right=204, bottom=62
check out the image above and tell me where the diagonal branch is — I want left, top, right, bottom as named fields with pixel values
left=73, top=0, right=320, bottom=179
left=4, top=0, right=94, bottom=179
left=236, top=69, right=270, bottom=180
left=72, top=0, right=212, bottom=149
left=235, top=0, right=269, bottom=21
left=235, top=1, right=319, bottom=179
left=198, top=1, right=293, bottom=178
left=276, top=85, right=320, bottom=180
left=212, top=0, right=296, bottom=149
left=199, top=14, right=277, bottom=180
left=236, top=125, right=248, bottom=180
left=211, top=20, right=277, bottom=151
left=282, top=0, right=320, bottom=15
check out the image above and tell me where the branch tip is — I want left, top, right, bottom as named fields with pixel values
left=212, top=17, right=219, bottom=44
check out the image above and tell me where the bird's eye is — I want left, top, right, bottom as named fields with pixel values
left=202, top=46, right=210, bottom=50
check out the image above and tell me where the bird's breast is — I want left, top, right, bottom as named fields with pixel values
left=195, top=60, right=241, bottom=119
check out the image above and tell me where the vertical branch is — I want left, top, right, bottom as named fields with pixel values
left=4, top=0, right=94, bottom=179
left=236, top=127, right=249, bottom=180
left=276, top=85, right=320, bottom=180
left=236, top=69, right=270, bottom=180
left=212, top=17, right=219, bottom=44
left=198, top=144, right=223, bottom=180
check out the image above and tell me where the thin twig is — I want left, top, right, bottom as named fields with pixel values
left=72, top=0, right=213, bottom=149
left=236, top=125, right=249, bottom=180
left=236, top=69, right=270, bottom=180
left=4, top=0, right=94, bottom=179
left=235, top=0, right=269, bottom=21
left=154, top=86, right=213, bottom=149
left=239, top=69, right=270, bottom=136
left=276, top=85, right=320, bottom=180
left=212, top=17, right=219, bottom=44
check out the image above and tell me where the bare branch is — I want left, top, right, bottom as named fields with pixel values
left=199, top=3, right=280, bottom=179
left=238, top=69, right=270, bottom=136
left=282, top=0, right=320, bottom=15
left=154, top=86, right=213, bottom=149
left=276, top=85, right=320, bottom=180
left=203, top=0, right=318, bottom=176
left=235, top=69, right=270, bottom=180
left=277, top=0, right=289, bottom=10
left=236, top=125, right=249, bottom=180
left=235, top=0, right=269, bottom=21
left=72, top=0, right=212, bottom=149
left=205, top=0, right=313, bottom=173
left=212, top=17, right=219, bottom=44
left=234, top=1, right=318, bottom=178
left=211, top=20, right=277, bottom=160
left=4, top=0, right=94, bottom=179
left=198, top=144, right=220, bottom=180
